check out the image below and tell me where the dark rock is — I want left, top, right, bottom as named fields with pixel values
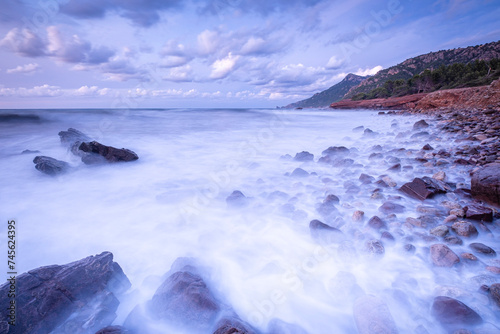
left=431, top=296, right=482, bottom=329
left=0, top=252, right=130, bottom=334
left=388, top=163, right=401, bottom=171
left=422, top=144, right=434, bottom=151
left=463, top=204, right=493, bottom=222
left=213, top=316, right=257, bottom=334
left=58, top=128, right=92, bottom=147
left=369, top=153, right=383, bottom=160
left=469, top=243, right=496, bottom=256
left=149, top=271, right=221, bottom=332
left=353, top=126, right=364, bottom=132
left=293, top=151, right=314, bottom=162
left=290, top=168, right=309, bottom=177
left=309, top=220, right=343, bottom=244
left=267, top=318, right=309, bottom=334
left=22, top=149, right=40, bottom=154
left=226, top=191, right=247, bottom=207
left=96, top=325, right=131, bottom=334
left=413, top=120, right=429, bottom=130
left=33, top=156, right=70, bottom=175
left=399, top=177, right=448, bottom=201
left=378, top=202, right=405, bottom=214
left=404, top=244, right=416, bottom=253
left=410, top=131, right=429, bottom=138
left=363, top=128, right=378, bottom=137
left=451, top=221, right=478, bottom=238
left=79, top=141, right=138, bottom=163
left=430, top=244, right=460, bottom=267
left=359, top=173, right=375, bottom=184
left=490, top=283, right=500, bottom=307
left=353, top=295, right=398, bottom=334
left=321, top=146, right=350, bottom=157
left=324, top=194, right=340, bottom=204
left=317, top=195, right=339, bottom=216
left=444, top=236, right=463, bottom=246
left=365, top=240, right=385, bottom=255
left=367, top=216, right=387, bottom=230
left=381, top=231, right=395, bottom=242
left=471, top=163, right=500, bottom=205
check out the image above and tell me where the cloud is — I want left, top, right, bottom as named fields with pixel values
left=0, top=28, right=46, bottom=57
left=197, top=29, right=220, bottom=56
left=0, top=84, right=63, bottom=97
left=60, top=0, right=185, bottom=27
left=160, top=40, right=193, bottom=67
left=163, top=65, right=194, bottom=82
left=326, top=55, right=346, bottom=69
left=99, top=59, right=150, bottom=82
left=6, top=63, right=40, bottom=74
left=74, top=85, right=110, bottom=96
left=240, top=36, right=289, bottom=55
left=354, top=65, right=383, bottom=76
left=46, top=26, right=115, bottom=64
left=210, top=52, right=240, bottom=79
left=199, top=0, right=326, bottom=16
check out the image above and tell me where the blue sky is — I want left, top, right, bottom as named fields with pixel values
left=0, top=0, right=499, bottom=108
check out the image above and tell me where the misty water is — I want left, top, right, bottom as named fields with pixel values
left=1, top=108, right=498, bottom=333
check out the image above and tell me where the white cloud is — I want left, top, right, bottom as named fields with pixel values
left=0, top=84, right=63, bottom=97
left=355, top=65, right=383, bottom=76
left=160, top=56, right=192, bottom=68
left=74, top=85, right=110, bottom=96
left=210, top=52, right=240, bottom=79
left=197, top=30, right=220, bottom=56
left=0, top=28, right=46, bottom=57
left=326, top=55, right=345, bottom=69
left=163, top=65, right=194, bottom=82
left=6, top=63, right=40, bottom=74
left=241, top=37, right=266, bottom=54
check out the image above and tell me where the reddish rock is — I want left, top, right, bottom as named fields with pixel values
left=431, top=296, right=482, bottom=329
left=451, top=221, right=478, bottom=238
left=413, top=119, right=429, bottom=130
left=368, top=216, right=387, bottom=230
left=399, top=177, right=448, bottom=201
left=330, top=93, right=428, bottom=110
left=490, top=283, right=500, bottom=307
left=471, top=163, right=500, bottom=205
left=430, top=244, right=460, bottom=267
left=378, top=201, right=406, bottom=214
left=469, top=243, right=496, bottom=256
left=463, top=204, right=493, bottom=222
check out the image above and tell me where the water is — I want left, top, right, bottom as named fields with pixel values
left=0, top=108, right=498, bottom=333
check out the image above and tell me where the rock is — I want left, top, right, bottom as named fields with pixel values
left=406, top=217, right=426, bottom=228
left=422, top=144, right=434, bottom=150
left=449, top=208, right=465, bottom=217
left=469, top=243, right=496, bottom=256
left=33, top=156, right=70, bottom=175
left=381, top=231, right=395, bottom=242
left=444, top=236, right=463, bottom=246
left=365, top=240, right=385, bottom=256
left=352, top=210, right=364, bottom=222
left=309, top=220, right=343, bottom=244
left=464, top=204, right=493, bottom=222
left=388, top=163, right=401, bottom=171
left=490, top=283, right=500, bottom=307
left=399, top=177, right=448, bottom=201
left=413, top=120, right=429, bottom=130
left=324, top=194, right=340, bottom=204
left=368, top=216, right=387, bottom=230
left=267, top=318, right=309, bottom=334
left=58, top=128, right=92, bottom=146
left=486, top=266, right=500, bottom=274
left=148, top=270, right=221, bottom=332
left=317, top=195, right=340, bottom=216
left=433, top=171, right=446, bottom=181
left=430, top=225, right=449, bottom=237
left=321, top=146, right=350, bottom=157
left=96, top=326, right=131, bottom=334
left=430, top=244, right=460, bottom=267
left=353, top=126, right=364, bottom=132
left=226, top=190, right=248, bottom=207
left=382, top=176, right=397, bottom=187
left=378, top=202, right=405, bottom=214
left=411, top=131, right=429, bottom=138
left=290, top=168, right=309, bottom=177
left=359, top=173, right=375, bottom=184
left=404, top=244, right=416, bottom=253
left=79, top=141, right=138, bottom=163
left=471, top=163, right=500, bottom=205
left=451, top=221, right=478, bottom=238
left=353, top=295, right=398, bottom=334
left=22, top=149, right=40, bottom=154
left=461, top=253, right=478, bottom=261
left=294, top=151, right=314, bottom=162
left=0, top=252, right=130, bottom=334
left=213, top=316, right=257, bottom=334
left=431, top=296, right=482, bottom=329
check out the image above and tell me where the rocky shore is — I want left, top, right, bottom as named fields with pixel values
left=2, top=103, right=500, bottom=333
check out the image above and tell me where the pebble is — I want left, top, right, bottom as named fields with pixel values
left=430, top=225, right=449, bottom=237
left=486, top=266, right=500, bottom=274
left=451, top=221, right=478, bottom=238
left=352, top=210, right=364, bottom=222
left=461, top=253, right=478, bottom=261
left=382, top=176, right=397, bottom=187
left=433, top=170, right=446, bottom=181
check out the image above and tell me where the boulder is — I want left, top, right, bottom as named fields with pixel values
left=0, top=252, right=130, bottom=334
left=430, top=244, right=460, bottom=267
left=367, top=216, right=387, bottom=230
left=58, top=128, right=92, bottom=146
left=95, top=326, right=131, bottom=334
left=33, top=156, right=70, bottom=175
left=294, top=151, right=314, bottom=162
left=79, top=141, right=138, bottom=164
left=365, top=240, right=385, bottom=256
left=413, top=120, right=429, bottom=130
left=290, top=168, right=309, bottom=177
left=213, top=316, right=257, bottom=334
left=431, top=296, right=482, bottom=329
left=378, top=202, right=406, bottom=214
left=309, top=219, right=344, bottom=244
left=469, top=243, right=496, bottom=256
left=321, top=146, right=350, bottom=157
left=399, top=177, right=448, bottom=201
left=359, top=173, right=375, bottom=184
left=226, top=190, right=248, bottom=207
left=451, top=221, right=478, bottom=238
left=471, top=163, right=500, bottom=205
left=490, top=283, right=500, bottom=307
left=463, top=204, right=493, bottom=222
left=353, top=295, right=398, bottom=334
left=430, top=225, right=449, bottom=238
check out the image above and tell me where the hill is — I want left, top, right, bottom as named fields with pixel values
left=344, top=40, right=500, bottom=99
left=284, top=73, right=366, bottom=109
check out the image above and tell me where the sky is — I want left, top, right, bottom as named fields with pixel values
left=0, top=0, right=499, bottom=109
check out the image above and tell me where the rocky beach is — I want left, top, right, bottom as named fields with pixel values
left=0, top=103, right=499, bottom=334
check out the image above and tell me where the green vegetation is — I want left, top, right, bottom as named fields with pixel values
left=352, top=58, right=500, bottom=101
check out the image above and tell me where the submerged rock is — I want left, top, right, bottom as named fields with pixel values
left=471, top=163, right=500, bottom=205
left=226, top=190, right=248, bottom=207
left=309, top=219, right=343, bottom=244
left=490, top=284, right=500, bottom=307
left=95, top=326, right=131, bottom=334
left=33, top=156, right=70, bottom=175
left=0, top=252, right=130, bottom=334
left=378, top=201, right=405, bottom=214
left=321, top=146, right=350, bottom=157
left=367, top=216, right=387, bottom=230
left=413, top=119, right=429, bottom=130
left=399, top=177, right=448, bottom=201
left=58, top=128, right=92, bottom=146
left=291, top=168, right=309, bottom=177
left=79, top=141, right=139, bottom=164
left=353, top=295, right=398, bottom=334
left=294, top=151, right=314, bottom=162
left=469, top=243, right=496, bottom=256
left=431, top=296, right=482, bottom=329
left=430, top=244, right=460, bottom=267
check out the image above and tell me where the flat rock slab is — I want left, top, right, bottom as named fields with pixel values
left=400, top=177, right=448, bottom=201
left=464, top=204, right=493, bottom=222
left=33, top=156, right=70, bottom=175
left=431, top=296, right=482, bottom=329
left=79, top=141, right=139, bottom=163
left=471, top=163, right=500, bottom=205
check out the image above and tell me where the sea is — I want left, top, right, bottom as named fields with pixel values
left=0, top=108, right=497, bottom=333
